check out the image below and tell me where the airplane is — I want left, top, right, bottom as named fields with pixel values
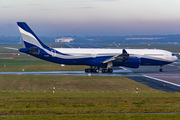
left=17, top=22, right=178, bottom=73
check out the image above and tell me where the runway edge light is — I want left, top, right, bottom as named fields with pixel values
left=53, top=87, right=55, bottom=93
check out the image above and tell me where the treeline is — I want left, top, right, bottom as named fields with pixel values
left=0, top=34, right=180, bottom=44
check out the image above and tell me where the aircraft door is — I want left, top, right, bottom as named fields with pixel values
left=51, top=50, right=56, bottom=57
left=91, top=51, right=97, bottom=58
left=136, top=51, right=141, bottom=58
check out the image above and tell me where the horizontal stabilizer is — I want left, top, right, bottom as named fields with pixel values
left=4, top=47, right=18, bottom=51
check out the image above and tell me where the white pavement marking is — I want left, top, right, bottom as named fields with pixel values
left=143, top=75, right=180, bottom=87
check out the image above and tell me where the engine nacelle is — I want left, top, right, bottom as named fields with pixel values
left=27, top=47, right=40, bottom=55
left=125, top=57, right=140, bottom=68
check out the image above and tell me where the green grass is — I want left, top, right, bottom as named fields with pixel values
left=0, top=59, right=87, bottom=72
left=0, top=92, right=180, bottom=115
left=2, top=114, right=180, bottom=120
left=0, top=75, right=179, bottom=116
left=0, top=75, right=160, bottom=92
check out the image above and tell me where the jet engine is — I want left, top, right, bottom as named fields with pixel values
left=26, top=47, right=40, bottom=55
left=125, top=57, right=140, bottom=68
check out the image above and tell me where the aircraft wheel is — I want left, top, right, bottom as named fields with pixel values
left=102, top=69, right=113, bottom=73
left=95, top=69, right=99, bottom=73
left=159, top=68, right=163, bottom=72
left=85, top=69, right=91, bottom=73
left=85, top=69, right=89, bottom=73
left=102, top=69, right=106, bottom=73
left=88, top=69, right=91, bottom=73
left=108, top=69, right=113, bottom=73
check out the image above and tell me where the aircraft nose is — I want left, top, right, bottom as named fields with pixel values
left=174, top=56, right=178, bottom=61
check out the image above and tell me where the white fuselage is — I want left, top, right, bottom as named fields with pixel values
left=54, top=48, right=177, bottom=63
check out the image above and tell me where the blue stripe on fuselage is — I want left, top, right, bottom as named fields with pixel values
left=140, top=58, right=172, bottom=65
left=30, top=51, right=172, bottom=67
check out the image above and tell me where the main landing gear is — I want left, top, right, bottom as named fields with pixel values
left=159, top=65, right=163, bottom=72
left=102, top=68, right=113, bottom=73
left=85, top=66, right=99, bottom=73
left=85, top=66, right=113, bottom=73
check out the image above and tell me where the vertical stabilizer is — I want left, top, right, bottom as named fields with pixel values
left=17, top=22, right=49, bottom=49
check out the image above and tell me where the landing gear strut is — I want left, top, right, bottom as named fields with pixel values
left=85, top=66, right=99, bottom=73
left=159, top=65, right=163, bottom=72
left=102, top=68, right=113, bottom=73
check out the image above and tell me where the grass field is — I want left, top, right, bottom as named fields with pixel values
left=2, top=114, right=180, bottom=120
left=1, top=91, right=180, bottom=115
left=0, top=75, right=179, bottom=120
left=0, top=59, right=87, bottom=72
left=0, top=75, right=160, bottom=92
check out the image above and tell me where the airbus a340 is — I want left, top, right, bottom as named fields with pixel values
left=17, top=22, right=178, bottom=73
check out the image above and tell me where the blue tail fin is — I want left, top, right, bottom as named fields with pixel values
left=17, top=22, right=49, bottom=49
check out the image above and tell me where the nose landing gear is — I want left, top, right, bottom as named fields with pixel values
left=159, top=65, right=163, bottom=72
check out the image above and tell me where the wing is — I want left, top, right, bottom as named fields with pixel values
left=103, top=49, right=129, bottom=64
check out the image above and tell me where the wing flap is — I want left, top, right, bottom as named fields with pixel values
left=103, top=49, right=129, bottom=64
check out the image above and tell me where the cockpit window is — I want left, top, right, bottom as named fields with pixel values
left=172, top=54, right=175, bottom=56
